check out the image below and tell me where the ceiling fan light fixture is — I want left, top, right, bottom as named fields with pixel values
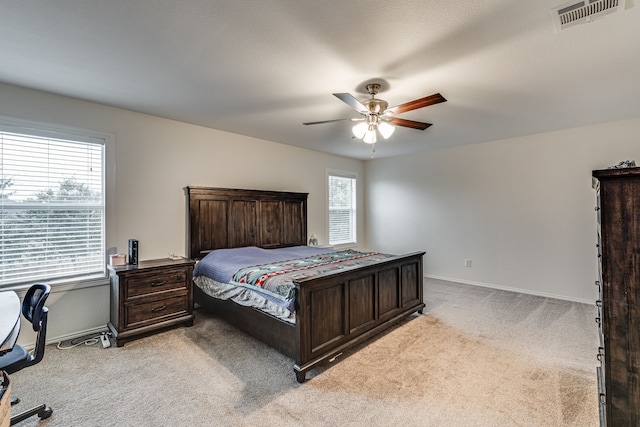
left=378, top=121, right=395, bottom=139
left=363, top=128, right=377, bottom=144
left=307, top=85, right=446, bottom=149
left=352, top=122, right=368, bottom=139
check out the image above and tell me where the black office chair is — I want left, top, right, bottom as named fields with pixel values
left=0, top=284, right=53, bottom=425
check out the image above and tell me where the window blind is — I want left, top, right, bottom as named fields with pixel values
left=0, top=129, right=105, bottom=286
left=328, top=173, right=356, bottom=245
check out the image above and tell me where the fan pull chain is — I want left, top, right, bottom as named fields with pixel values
left=371, top=143, right=376, bottom=159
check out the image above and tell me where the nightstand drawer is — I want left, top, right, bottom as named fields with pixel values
left=125, top=293, right=189, bottom=329
left=125, top=269, right=187, bottom=299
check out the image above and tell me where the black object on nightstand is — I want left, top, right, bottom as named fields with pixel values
left=107, top=258, right=195, bottom=347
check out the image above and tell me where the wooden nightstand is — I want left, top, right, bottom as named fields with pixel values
left=107, top=258, right=195, bottom=347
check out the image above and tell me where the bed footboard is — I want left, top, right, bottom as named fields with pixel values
left=293, top=251, right=425, bottom=382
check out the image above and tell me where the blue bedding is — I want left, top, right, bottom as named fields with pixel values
left=193, top=246, right=338, bottom=312
left=194, top=246, right=336, bottom=283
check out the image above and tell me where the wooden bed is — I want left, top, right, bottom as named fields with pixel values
left=185, top=186, right=425, bottom=382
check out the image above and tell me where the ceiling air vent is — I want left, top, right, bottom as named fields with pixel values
left=552, top=0, right=626, bottom=31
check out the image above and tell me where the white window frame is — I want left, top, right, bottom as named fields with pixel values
left=0, top=117, right=115, bottom=292
left=327, top=169, right=357, bottom=247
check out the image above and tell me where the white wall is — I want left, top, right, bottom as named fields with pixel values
left=0, top=83, right=365, bottom=344
left=365, top=117, right=640, bottom=303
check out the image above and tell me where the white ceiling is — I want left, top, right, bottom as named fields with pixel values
left=1, top=1, right=639, bottom=160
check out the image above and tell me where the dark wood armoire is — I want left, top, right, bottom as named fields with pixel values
left=592, top=167, right=640, bottom=426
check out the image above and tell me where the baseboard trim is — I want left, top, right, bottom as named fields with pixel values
left=425, top=274, right=595, bottom=305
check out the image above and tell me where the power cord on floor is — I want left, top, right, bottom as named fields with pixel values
left=56, top=331, right=112, bottom=350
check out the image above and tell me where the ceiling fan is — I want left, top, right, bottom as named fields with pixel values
left=303, top=83, right=446, bottom=144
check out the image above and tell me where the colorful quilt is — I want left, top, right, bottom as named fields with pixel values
left=230, top=249, right=392, bottom=302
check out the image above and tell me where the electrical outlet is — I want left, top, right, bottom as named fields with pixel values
left=465, top=259, right=472, bottom=267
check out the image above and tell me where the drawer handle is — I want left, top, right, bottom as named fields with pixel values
left=151, top=281, right=167, bottom=287
left=597, top=347, right=604, bottom=361
left=596, top=300, right=602, bottom=307
left=595, top=317, right=601, bottom=326
left=151, top=305, right=167, bottom=313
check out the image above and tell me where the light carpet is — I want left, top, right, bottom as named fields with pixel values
left=9, top=279, right=599, bottom=426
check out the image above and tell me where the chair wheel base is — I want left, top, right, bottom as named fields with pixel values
left=38, top=406, right=53, bottom=420
left=10, top=403, right=53, bottom=425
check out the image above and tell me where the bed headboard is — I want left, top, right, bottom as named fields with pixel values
left=185, top=186, right=308, bottom=259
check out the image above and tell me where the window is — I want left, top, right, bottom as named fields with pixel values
left=0, top=124, right=106, bottom=287
left=328, top=170, right=357, bottom=246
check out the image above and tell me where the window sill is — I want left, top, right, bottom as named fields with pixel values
left=1, top=274, right=109, bottom=294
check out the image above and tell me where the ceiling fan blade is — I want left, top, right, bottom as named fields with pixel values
left=303, top=118, right=361, bottom=126
left=389, top=117, right=433, bottom=130
left=387, top=93, right=446, bottom=115
left=333, top=93, right=368, bottom=113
